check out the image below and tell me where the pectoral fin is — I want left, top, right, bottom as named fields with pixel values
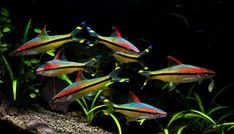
left=208, top=79, right=214, bottom=92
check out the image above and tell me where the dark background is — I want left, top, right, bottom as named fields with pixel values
left=1, top=0, right=233, bottom=119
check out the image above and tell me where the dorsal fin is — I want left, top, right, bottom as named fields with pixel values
left=37, top=25, right=49, bottom=37
left=75, top=71, right=87, bottom=82
left=129, top=91, right=141, bottom=103
left=54, top=48, right=65, bottom=60
left=167, top=55, right=183, bottom=65
left=111, top=26, right=122, bottom=37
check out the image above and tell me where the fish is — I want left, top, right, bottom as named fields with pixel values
left=11, top=21, right=87, bottom=56
left=103, top=91, right=167, bottom=122
left=52, top=67, right=129, bottom=102
left=139, top=56, right=216, bottom=90
left=113, top=45, right=152, bottom=70
left=36, top=49, right=99, bottom=76
left=86, top=26, right=140, bottom=54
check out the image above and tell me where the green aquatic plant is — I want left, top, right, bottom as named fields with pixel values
left=76, top=88, right=106, bottom=125
left=162, top=84, right=234, bottom=133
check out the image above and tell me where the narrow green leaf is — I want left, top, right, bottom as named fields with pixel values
left=177, top=125, right=187, bottom=134
left=166, top=111, right=186, bottom=128
left=76, top=99, right=88, bottom=116
left=190, top=110, right=216, bottom=125
left=13, top=80, right=17, bottom=101
left=227, top=125, right=234, bottom=131
left=207, top=106, right=229, bottom=116
left=58, top=75, right=72, bottom=85
left=109, top=113, right=122, bottom=134
left=81, top=97, right=89, bottom=110
left=23, top=19, right=32, bottom=43
left=2, top=55, right=14, bottom=81
left=164, top=128, right=169, bottom=134
left=88, top=105, right=106, bottom=115
left=91, top=89, right=105, bottom=109
left=194, top=93, right=204, bottom=112
left=217, top=112, right=234, bottom=122
left=215, top=122, right=234, bottom=128
left=211, top=82, right=234, bottom=105
left=0, top=80, right=3, bottom=83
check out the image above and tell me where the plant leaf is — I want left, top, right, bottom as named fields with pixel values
left=177, top=125, right=187, bottom=134
left=190, top=109, right=216, bottom=126
left=13, top=79, right=17, bottom=101
left=109, top=113, right=122, bottom=134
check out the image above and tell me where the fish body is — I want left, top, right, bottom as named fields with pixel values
left=104, top=99, right=167, bottom=122
left=86, top=27, right=140, bottom=54
left=113, top=45, right=152, bottom=68
left=98, top=36, right=140, bottom=54
left=141, top=64, right=216, bottom=84
left=141, top=64, right=215, bottom=84
left=36, top=59, right=93, bottom=76
left=12, top=34, right=73, bottom=56
left=36, top=48, right=98, bottom=76
left=11, top=22, right=86, bottom=56
left=52, top=67, right=129, bottom=102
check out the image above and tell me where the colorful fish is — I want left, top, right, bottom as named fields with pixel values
left=139, top=56, right=216, bottom=90
left=113, top=45, right=152, bottom=70
left=11, top=21, right=87, bottom=56
left=36, top=49, right=99, bottom=76
left=86, top=26, right=140, bottom=54
left=52, top=67, right=129, bottom=102
left=103, top=91, right=167, bottom=122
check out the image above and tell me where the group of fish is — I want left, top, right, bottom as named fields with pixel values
left=11, top=21, right=215, bottom=123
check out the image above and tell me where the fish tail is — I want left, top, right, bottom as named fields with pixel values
left=85, top=55, right=101, bottom=76
left=139, top=45, right=153, bottom=57
left=85, top=26, right=99, bottom=45
left=109, top=67, right=130, bottom=83
left=138, top=70, right=150, bottom=77
left=138, top=70, right=150, bottom=90
left=102, top=99, right=114, bottom=115
left=71, top=21, right=88, bottom=43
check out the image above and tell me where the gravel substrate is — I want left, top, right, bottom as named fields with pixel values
left=0, top=100, right=112, bottom=134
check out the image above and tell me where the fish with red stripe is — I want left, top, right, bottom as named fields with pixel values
left=103, top=91, right=167, bottom=123
left=139, top=56, right=216, bottom=91
left=36, top=49, right=99, bottom=76
left=86, top=26, right=140, bottom=54
left=113, top=45, right=152, bottom=70
left=52, top=67, right=129, bottom=102
left=11, top=21, right=87, bottom=56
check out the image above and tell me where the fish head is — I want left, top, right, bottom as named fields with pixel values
left=36, top=61, right=59, bottom=76
left=200, top=69, right=216, bottom=80
left=115, top=38, right=140, bottom=54
left=150, top=108, right=167, bottom=118
left=52, top=95, right=71, bottom=102
left=11, top=37, right=41, bottom=56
